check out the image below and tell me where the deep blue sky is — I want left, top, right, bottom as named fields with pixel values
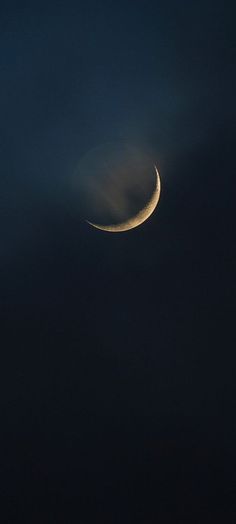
left=0, top=1, right=235, bottom=522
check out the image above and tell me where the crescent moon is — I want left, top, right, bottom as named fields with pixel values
left=87, top=166, right=161, bottom=233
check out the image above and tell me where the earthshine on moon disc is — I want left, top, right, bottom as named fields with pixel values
left=87, top=166, right=161, bottom=233
left=74, top=143, right=161, bottom=232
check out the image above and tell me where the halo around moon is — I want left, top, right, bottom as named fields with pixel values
left=87, top=166, right=161, bottom=233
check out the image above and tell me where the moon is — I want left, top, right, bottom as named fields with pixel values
left=87, top=166, right=161, bottom=233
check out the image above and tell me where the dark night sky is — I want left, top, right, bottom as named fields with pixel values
left=0, top=1, right=235, bottom=522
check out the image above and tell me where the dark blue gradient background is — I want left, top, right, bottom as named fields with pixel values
left=0, top=1, right=235, bottom=522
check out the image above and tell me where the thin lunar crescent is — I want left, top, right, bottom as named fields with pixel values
left=87, top=166, right=161, bottom=233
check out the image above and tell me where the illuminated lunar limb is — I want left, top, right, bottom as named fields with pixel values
left=87, top=166, right=161, bottom=233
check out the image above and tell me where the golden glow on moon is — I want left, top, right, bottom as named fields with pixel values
left=87, top=166, right=161, bottom=233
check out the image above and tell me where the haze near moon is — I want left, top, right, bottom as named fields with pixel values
left=74, top=144, right=161, bottom=232
left=87, top=166, right=160, bottom=233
